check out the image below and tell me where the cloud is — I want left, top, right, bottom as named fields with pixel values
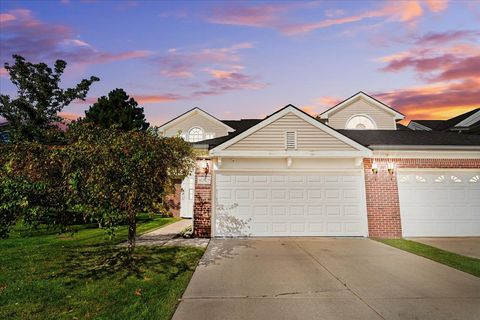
left=375, top=26, right=479, bottom=120
left=415, top=30, right=479, bottom=45
left=133, top=94, right=184, bottom=104
left=156, top=43, right=253, bottom=78
left=374, top=78, right=480, bottom=119
left=0, top=9, right=151, bottom=66
left=425, top=0, right=449, bottom=13
left=207, top=1, right=448, bottom=36
left=0, top=67, right=7, bottom=77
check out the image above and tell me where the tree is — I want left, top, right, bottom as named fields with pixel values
left=0, top=54, right=99, bottom=142
left=83, top=88, right=149, bottom=131
left=0, top=124, right=194, bottom=256
left=62, top=124, right=193, bottom=254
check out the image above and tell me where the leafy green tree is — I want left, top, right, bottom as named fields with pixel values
left=83, top=88, right=149, bottom=131
left=0, top=125, right=194, bottom=254
left=0, top=140, right=77, bottom=237
left=0, top=54, right=99, bottom=142
left=63, top=124, right=193, bottom=254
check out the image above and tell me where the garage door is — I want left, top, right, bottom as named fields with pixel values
left=214, top=172, right=367, bottom=237
left=398, top=171, right=480, bottom=237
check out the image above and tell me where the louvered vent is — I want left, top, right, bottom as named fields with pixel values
left=285, top=131, right=297, bottom=150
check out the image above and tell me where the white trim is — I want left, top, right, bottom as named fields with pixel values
left=370, top=145, right=480, bottom=150
left=407, top=121, right=433, bottom=131
left=455, top=110, right=480, bottom=128
left=345, top=114, right=377, bottom=130
left=372, top=149, right=480, bottom=159
left=211, top=150, right=372, bottom=158
left=214, top=168, right=365, bottom=173
left=397, top=168, right=480, bottom=172
left=158, top=107, right=234, bottom=133
left=320, top=92, right=405, bottom=120
left=187, top=126, right=204, bottom=142
left=210, top=106, right=372, bottom=155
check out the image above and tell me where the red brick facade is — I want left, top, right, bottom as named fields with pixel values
left=364, top=158, right=480, bottom=238
left=193, top=160, right=212, bottom=238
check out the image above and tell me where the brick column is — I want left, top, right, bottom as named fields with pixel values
left=363, top=158, right=402, bottom=238
left=193, top=159, right=212, bottom=238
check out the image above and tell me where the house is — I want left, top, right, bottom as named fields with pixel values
left=408, top=108, right=480, bottom=134
left=159, top=92, right=480, bottom=238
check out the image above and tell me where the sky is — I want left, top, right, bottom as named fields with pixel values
left=0, top=0, right=479, bottom=126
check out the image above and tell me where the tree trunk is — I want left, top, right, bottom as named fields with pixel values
left=127, top=212, right=136, bottom=256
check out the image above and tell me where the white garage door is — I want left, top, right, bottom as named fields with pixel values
left=398, top=171, right=480, bottom=237
left=214, top=172, right=367, bottom=237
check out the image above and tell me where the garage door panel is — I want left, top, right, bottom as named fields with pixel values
left=398, top=171, right=480, bottom=237
left=214, top=172, right=367, bottom=237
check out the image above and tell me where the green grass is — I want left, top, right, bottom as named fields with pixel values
left=376, top=239, right=480, bottom=278
left=0, top=215, right=205, bottom=320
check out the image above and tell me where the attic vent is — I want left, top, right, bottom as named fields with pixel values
left=285, top=131, right=297, bottom=150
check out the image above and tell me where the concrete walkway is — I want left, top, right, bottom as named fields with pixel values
left=173, top=238, right=480, bottom=320
left=120, top=219, right=209, bottom=248
left=411, top=237, right=480, bottom=259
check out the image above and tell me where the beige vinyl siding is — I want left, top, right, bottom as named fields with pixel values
left=163, top=112, right=229, bottom=138
left=327, top=97, right=396, bottom=130
left=226, top=112, right=355, bottom=151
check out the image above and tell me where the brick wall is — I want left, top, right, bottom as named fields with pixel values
left=364, top=158, right=480, bottom=238
left=193, top=160, right=212, bottom=238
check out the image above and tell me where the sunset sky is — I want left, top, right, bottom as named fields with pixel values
left=1, top=0, right=479, bottom=125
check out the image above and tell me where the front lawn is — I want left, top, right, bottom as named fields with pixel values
left=376, top=239, right=480, bottom=278
left=0, top=215, right=205, bottom=319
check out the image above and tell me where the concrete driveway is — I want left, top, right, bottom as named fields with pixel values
left=411, top=237, right=480, bottom=259
left=173, top=238, right=480, bottom=320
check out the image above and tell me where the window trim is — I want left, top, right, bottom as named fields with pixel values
left=187, top=126, right=204, bottom=142
left=345, top=114, right=377, bottom=130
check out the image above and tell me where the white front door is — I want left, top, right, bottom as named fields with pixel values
left=214, top=172, right=368, bottom=237
left=398, top=171, right=480, bottom=237
left=180, top=171, right=195, bottom=218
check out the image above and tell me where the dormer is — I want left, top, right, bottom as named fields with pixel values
left=158, top=107, right=234, bottom=142
left=319, top=92, right=405, bottom=130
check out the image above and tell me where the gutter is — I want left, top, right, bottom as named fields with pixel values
left=369, top=145, right=480, bottom=151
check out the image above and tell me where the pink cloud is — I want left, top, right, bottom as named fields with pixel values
left=425, top=0, right=449, bottom=13
left=0, top=67, right=8, bottom=77
left=133, top=94, right=183, bottom=104
left=156, top=43, right=253, bottom=79
left=0, top=9, right=151, bottom=65
left=415, top=30, right=478, bottom=45
left=207, top=1, right=444, bottom=36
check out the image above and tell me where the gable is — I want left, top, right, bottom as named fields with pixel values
left=161, top=109, right=232, bottom=138
left=327, top=96, right=397, bottom=130
left=226, top=112, right=356, bottom=151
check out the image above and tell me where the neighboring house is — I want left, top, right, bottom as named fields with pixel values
left=408, top=108, right=480, bottom=134
left=159, top=92, right=480, bottom=238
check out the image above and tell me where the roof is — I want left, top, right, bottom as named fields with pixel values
left=338, top=130, right=480, bottom=148
left=221, top=119, right=263, bottom=131
left=158, top=107, right=234, bottom=132
left=409, top=108, right=480, bottom=131
left=319, top=91, right=405, bottom=120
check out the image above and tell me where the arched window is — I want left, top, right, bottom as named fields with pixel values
left=188, top=127, right=204, bottom=142
left=346, top=115, right=376, bottom=129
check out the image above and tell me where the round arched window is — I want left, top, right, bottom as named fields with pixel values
left=346, top=115, right=376, bottom=129
left=188, top=127, right=204, bottom=142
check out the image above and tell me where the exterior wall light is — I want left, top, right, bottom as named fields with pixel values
left=371, top=161, right=378, bottom=175
left=387, top=162, right=395, bottom=175
left=199, top=159, right=210, bottom=176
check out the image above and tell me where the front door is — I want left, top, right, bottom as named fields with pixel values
left=180, top=171, right=195, bottom=218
